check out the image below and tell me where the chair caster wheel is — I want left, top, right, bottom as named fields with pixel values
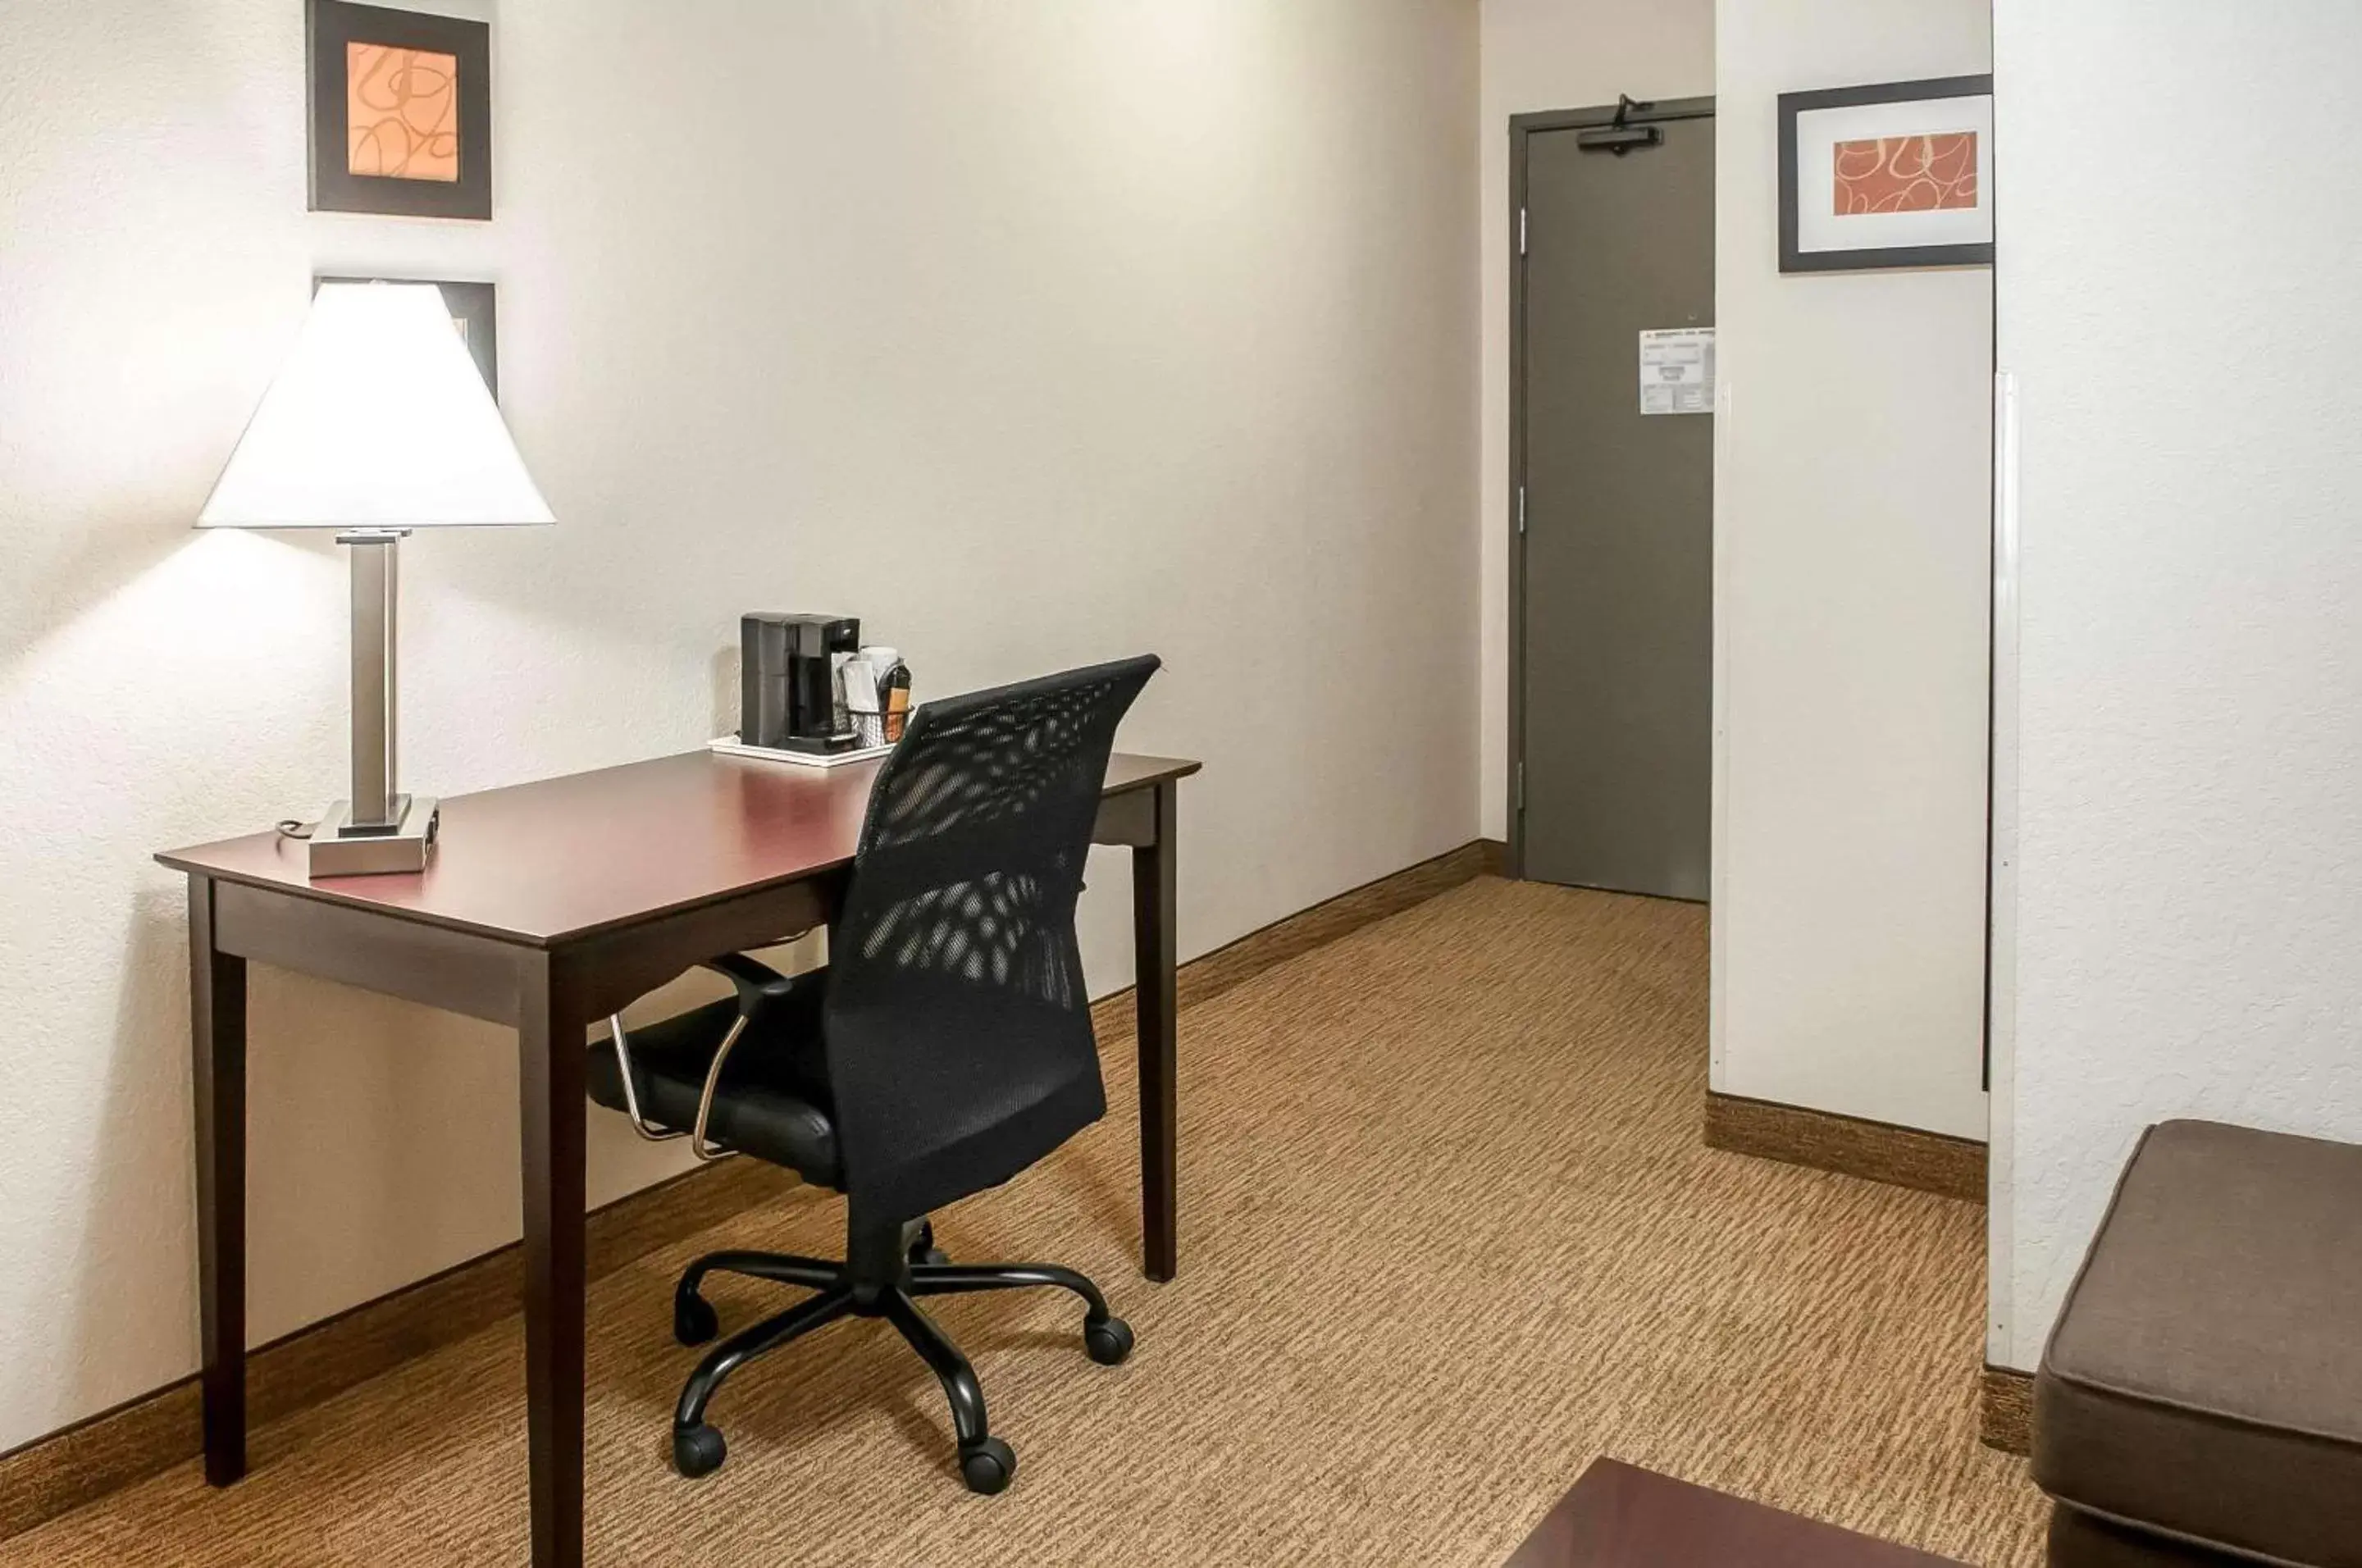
left=909, top=1222, right=950, bottom=1269
left=674, top=1291, right=719, bottom=1347
left=959, top=1435, right=1016, bottom=1495
left=1083, top=1315, right=1134, bottom=1366
left=673, top=1423, right=727, bottom=1479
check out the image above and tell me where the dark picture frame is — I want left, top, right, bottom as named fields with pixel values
left=1779, top=75, right=1993, bottom=273
left=307, top=0, right=492, bottom=220
left=315, top=276, right=499, bottom=397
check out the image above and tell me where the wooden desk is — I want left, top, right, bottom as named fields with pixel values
left=157, top=749, right=1198, bottom=1568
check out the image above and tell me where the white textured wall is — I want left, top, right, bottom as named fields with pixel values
left=1989, top=0, right=2362, bottom=1369
left=1709, top=0, right=1991, bottom=1139
left=1478, top=0, right=1714, bottom=840
left=0, top=0, right=1480, bottom=1451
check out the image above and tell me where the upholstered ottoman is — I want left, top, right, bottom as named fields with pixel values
left=2033, top=1120, right=2362, bottom=1567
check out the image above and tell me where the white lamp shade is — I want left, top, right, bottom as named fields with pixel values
left=198, top=283, right=554, bottom=529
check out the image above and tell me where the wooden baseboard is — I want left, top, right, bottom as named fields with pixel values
left=1089, top=837, right=1495, bottom=1038
left=1979, top=1364, right=2034, bottom=1456
left=0, top=1156, right=800, bottom=1542
left=0, top=837, right=1496, bottom=1541
left=1703, top=1092, right=1986, bottom=1203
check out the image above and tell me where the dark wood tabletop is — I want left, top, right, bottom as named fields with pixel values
left=159, top=750, right=1200, bottom=946
left=1502, top=1459, right=1967, bottom=1567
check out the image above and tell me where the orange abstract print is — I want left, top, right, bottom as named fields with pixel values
left=1832, top=131, right=1977, bottom=216
left=346, top=42, right=459, bottom=182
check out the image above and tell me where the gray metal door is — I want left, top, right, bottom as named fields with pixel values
left=1514, top=107, right=1714, bottom=900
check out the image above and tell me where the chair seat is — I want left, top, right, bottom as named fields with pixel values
left=586, top=980, right=843, bottom=1187
left=2033, top=1120, right=2362, bottom=1568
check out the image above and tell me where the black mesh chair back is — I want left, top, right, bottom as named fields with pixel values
left=823, top=654, right=1160, bottom=1231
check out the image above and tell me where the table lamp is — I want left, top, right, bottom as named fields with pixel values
left=198, top=281, right=553, bottom=877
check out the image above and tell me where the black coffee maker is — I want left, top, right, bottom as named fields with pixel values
left=741, top=613, right=860, bottom=753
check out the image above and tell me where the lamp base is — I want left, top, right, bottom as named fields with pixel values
left=307, top=795, right=440, bottom=878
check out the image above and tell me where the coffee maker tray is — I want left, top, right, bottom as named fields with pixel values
left=708, top=736, right=897, bottom=769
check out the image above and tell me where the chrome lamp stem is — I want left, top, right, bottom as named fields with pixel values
left=305, top=530, right=437, bottom=876
left=344, top=529, right=402, bottom=828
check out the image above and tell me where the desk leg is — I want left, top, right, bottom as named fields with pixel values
left=189, top=876, right=249, bottom=1487
left=518, top=955, right=586, bottom=1568
left=1132, top=779, right=1179, bottom=1282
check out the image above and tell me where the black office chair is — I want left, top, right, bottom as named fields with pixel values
left=586, top=654, right=1160, bottom=1494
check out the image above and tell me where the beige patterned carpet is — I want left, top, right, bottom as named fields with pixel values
left=2, top=877, right=2046, bottom=1566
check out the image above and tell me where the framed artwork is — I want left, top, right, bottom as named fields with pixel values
left=306, top=0, right=491, bottom=220
left=1778, top=75, right=1993, bottom=273
left=315, top=276, right=499, bottom=397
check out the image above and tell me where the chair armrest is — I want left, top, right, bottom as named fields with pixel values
left=600, top=944, right=813, bottom=1161
left=679, top=953, right=809, bottom=1159
left=700, top=952, right=800, bottom=1010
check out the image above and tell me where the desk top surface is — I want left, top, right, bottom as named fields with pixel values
left=159, top=750, right=1199, bottom=946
